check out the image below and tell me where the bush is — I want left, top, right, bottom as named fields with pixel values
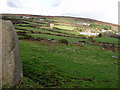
left=59, top=38, right=68, bottom=45
left=79, top=28, right=85, bottom=32
left=98, top=33, right=102, bottom=37
left=88, top=37, right=93, bottom=41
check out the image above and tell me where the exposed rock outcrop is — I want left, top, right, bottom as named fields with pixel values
left=1, top=20, right=23, bottom=87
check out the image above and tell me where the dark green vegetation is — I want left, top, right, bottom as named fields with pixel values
left=98, top=33, right=102, bottom=37
left=89, top=24, right=112, bottom=30
left=2, top=14, right=119, bottom=88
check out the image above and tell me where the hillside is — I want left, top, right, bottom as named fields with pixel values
left=4, top=13, right=119, bottom=27
left=1, top=14, right=119, bottom=88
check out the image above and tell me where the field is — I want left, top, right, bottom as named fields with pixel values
left=19, top=40, right=118, bottom=88
left=2, top=14, right=119, bottom=88
left=94, top=36, right=119, bottom=44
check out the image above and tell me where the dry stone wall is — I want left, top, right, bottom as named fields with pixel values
left=0, top=20, right=23, bottom=87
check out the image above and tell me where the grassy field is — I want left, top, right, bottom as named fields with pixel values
left=94, top=36, right=119, bottom=44
left=19, top=40, right=118, bottom=88
left=2, top=14, right=119, bottom=88
left=28, top=33, right=87, bottom=42
left=44, top=27, right=82, bottom=35
left=54, top=25, right=77, bottom=30
left=14, top=24, right=30, bottom=26
left=15, top=24, right=82, bottom=36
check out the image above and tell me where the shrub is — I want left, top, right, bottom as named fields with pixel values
left=98, top=33, right=102, bottom=37
left=88, top=37, right=93, bottom=41
left=79, top=28, right=85, bottom=32
left=59, top=38, right=68, bottom=45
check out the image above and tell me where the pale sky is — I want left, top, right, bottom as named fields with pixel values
left=0, top=0, right=120, bottom=24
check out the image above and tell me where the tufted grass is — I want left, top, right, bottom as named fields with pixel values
left=19, top=40, right=118, bottom=88
left=94, top=36, right=119, bottom=44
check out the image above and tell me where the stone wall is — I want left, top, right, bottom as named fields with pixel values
left=1, top=20, right=23, bottom=87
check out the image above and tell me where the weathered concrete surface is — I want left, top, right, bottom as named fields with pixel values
left=0, top=20, right=2, bottom=89
left=1, top=20, right=23, bottom=86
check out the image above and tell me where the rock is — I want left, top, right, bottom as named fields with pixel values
left=51, top=40, right=58, bottom=43
left=0, top=20, right=2, bottom=88
left=0, top=20, right=23, bottom=87
left=66, top=48, right=70, bottom=50
left=47, top=39, right=51, bottom=41
left=37, top=81, right=40, bottom=85
left=112, top=56, right=118, bottom=59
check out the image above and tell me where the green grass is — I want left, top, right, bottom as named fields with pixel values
left=3, top=14, right=119, bottom=88
left=45, top=27, right=82, bottom=35
left=18, top=35, right=25, bottom=38
left=28, top=33, right=87, bottom=42
left=15, top=25, right=85, bottom=38
left=15, top=26, right=47, bottom=32
left=46, top=17, right=75, bottom=23
left=94, top=36, right=119, bottom=44
left=14, top=22, right=84, bottom=36
left=20, top=40, right=118, bottom=88
left=15, top=26, right=78, bottom=36
left=23, top=20, right=47, bottom=25
left=54, top=25, right=77, bottom=30
left=16, top=30, right=24, bottom=32
left=3, top=76, right=43, bottom=88
left=14, top=24, right=30, bottom=26
left=19, top=76, right=42, bottom=88
left=16, top=29, right=29, bottom=32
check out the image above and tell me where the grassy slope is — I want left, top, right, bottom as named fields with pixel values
left=19, top=77, right=42, bottom=88
left=14, top=25, right=82, bottom=36
left=2, top=14, right=119, bottom=88
left=94, top=36, right=119, bottom=44
left=54, top=25, right=77, bottom=30
left=3, top=76, right=42, bottom=88
left=20, top=40, right=118, bottom=88
left=28, top=33, right=87, bottom=42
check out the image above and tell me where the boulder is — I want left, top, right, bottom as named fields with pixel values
left=0, top=20, right=23, bottom=87
left=0, top=20, right=2, bottom=88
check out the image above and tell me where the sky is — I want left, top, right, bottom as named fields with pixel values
left=0, top=0, right=120, bottom=24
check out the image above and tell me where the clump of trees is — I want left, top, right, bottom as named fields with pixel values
left=59, top=38, right=68, bottom=45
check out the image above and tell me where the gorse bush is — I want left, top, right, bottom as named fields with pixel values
left=98, top=33, right=102, bottom=37
left=88, top=37, right=93, bottom=41
left=59, top=38, right=68, bottom=45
